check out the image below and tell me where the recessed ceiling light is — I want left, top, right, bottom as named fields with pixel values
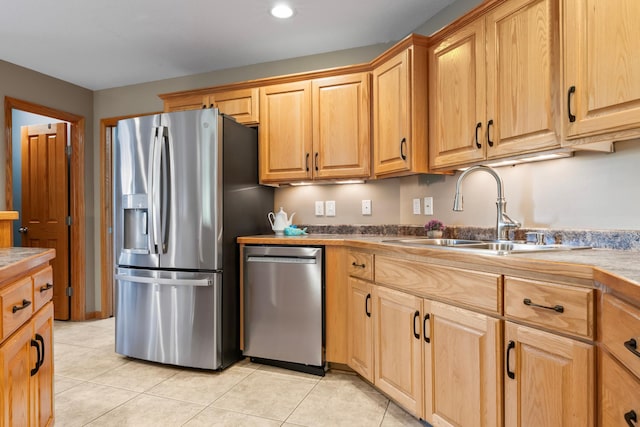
left=270, top=4, right=294, bottom=19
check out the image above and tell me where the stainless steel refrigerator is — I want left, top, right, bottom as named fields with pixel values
left=113, top=108, right=273, bottom=370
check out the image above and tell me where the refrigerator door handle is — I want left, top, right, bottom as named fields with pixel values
left=150, top=127, right=163, bottom=254
left=115, top=274, right=212, bottom=287
left=160, top=126, right=170, bottom=254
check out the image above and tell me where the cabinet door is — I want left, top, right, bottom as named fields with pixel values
left=485, top=0, right=561, bottom=158
left=210, top=88, right=259, bottom=125
left=163, top=93, right=206, bottom=112
left=600, top=351, right=640, bottom=427
left=373, top=49, right=412, bottom=176
left=564, top=0, right=640, bottom=140
left=31, top=303, right=53, bottom=427
left=425, top=301, right=502, bottom=427
left=259, top=81, right=312, bottom=183
left=347, top=277, right=374, bottom=382
left=312, top=73, right=370, bottom=179
left=504, top=321, right=595, bottom=426
left=373, top=286, right=422, bottom=416
left=429, top=19, right=486, bottom=169
left=0, top=325, right=32, bottom=427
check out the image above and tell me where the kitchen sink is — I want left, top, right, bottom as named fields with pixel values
left=382, top=238, right=591, bottom=255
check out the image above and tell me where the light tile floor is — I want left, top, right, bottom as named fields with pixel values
left=53, top=318, right=425, bottom=426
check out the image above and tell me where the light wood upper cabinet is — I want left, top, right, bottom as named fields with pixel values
left=504, top=321, right=594, bottom=426
left=430, top=0, right=562, bottom=170
left=373, top=38, right=429, bottom=177
left=260, top=73, right=371, bottom=184
left=425, top=300, right=502, bottom=427
left=163, top=88, right=259, bottom=125
left=259, top=81, right=313, bottom=183
left=563, top=0, right=640, bottom=144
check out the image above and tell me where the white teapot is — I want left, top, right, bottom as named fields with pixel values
left=268, top=207, right=296, bottom=235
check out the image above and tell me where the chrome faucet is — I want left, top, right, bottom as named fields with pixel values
left=452, top=165, right=520, bottom=241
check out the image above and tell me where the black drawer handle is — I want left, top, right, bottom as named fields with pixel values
left=40, top=282, right=53, bottom=293
left=413, top=310, right=420, bottom=339
left=567, top=86, right=576, bottom=122
left=400, top=138, right=407, bottom=160
left=506, top=340, right=516, bottom=379
left=12, top=299, right=32, bottom=313
left=625, top=410, right=637, bottom=427
left=423, top=313, right=431, bottom=343
left=624, top=338, right=640, bottom=358
left=475, top=122, right=482, bottom=149
left=487, top=119, right=494, bottom=147
left=523, top=298, right=564, bottom=313
left=351, top=262, right=366, bottom=269
left=365, top=294, right=371, bottom=318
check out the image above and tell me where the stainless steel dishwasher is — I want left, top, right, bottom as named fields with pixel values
left=243, top=245, right=324, bottom=375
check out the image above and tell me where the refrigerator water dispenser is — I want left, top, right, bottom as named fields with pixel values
left=122, top=194, right=149, bottom=254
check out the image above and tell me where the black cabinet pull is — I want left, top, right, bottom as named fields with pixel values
left=40, top=282, right=53, bottom=293
left=305, top=153, right=310, bottom=172
left=506, top=340, right=516, bottom=379
left=567, top=86, right=576, bottom=122
left=487, top=119, right=494, bottom=147
left=351, top=262, right=366, bottom=268
left=365, top=294, right=371, bottom=318
left=12, top=299, right=32, bottom=313
left=314, top=152, right=319, bottom=171
left=475, top=122, right=482, bottom=149
left=523, top=298, right=564, bottom=313
left=413, top=311, right=420, bottom=339
left=625, top=410, right=637, bottom=427
left=423, top=313, right=431, bottom=343
left=624, top=338, right=640, bottom=358
left=400, top=138, right=407, bottom=160
left=35, top=333, right=45, bottom=371
left=30, top=339, right=41, bottom=376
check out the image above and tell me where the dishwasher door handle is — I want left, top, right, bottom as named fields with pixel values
left=246, top=256, right=318, bottom=264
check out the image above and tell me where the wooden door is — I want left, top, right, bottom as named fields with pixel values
left=427, top=301, right=502, bottom=427
left=21, top=123, right=70, bottom=320
left=0, top=324, right=32, bottom=427
left=373, top=49, right=411, bottom=176
left=600, top=351, right=640, bottom=427
left=312, top=73, right=371, bottom=180
left=31, top=303, right=53, bottom=427
left=429, top=19, right=487, bottom=169
left=504, top=321, right=595, bottom=426
left=210, top=88, right=260, bottom=125
left=347, top=277, right=374, bottom=382
left=259, top=81, right=312, bottom=183
left=373, top=286, right=423, bottom=416
left=564, top=0, right=640, bottom=140
left=485, top=0, right=561, bottom=159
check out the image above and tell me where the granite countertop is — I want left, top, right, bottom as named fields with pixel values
left=238, top=234, right=640, bottom=297
left=0, top=247, right=56, bottom=286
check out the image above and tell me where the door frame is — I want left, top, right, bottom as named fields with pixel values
left=4, top=96, right=86, bottom=320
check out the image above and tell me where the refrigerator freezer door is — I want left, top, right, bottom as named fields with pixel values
left=159, top=109, right=222, bottom=271
left=115, top=268, right=222, bottom=370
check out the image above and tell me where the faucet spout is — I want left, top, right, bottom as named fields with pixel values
left=452, top=165, right=520, bottom=241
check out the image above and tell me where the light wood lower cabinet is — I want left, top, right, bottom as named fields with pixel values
left=424, top=300, right=502, bottom=427
left=600, top=351, right=640, bottom=427
left=504, top=321, right=594, bottom=426
left=347, top=277, right=374, bottom=382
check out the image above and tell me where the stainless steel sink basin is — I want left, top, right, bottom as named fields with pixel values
left=382, top=238, right=591, bottom=255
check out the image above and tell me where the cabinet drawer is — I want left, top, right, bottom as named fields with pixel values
left=32, top=266, right=53, bottom=312
left=504, top=277, right=594, bottom=339
left=601, top=294, right=640, bottom=377
left=1, top=276, right=34, bottom=339
left=347, top=251, right=374, bottom=281
left=375, top=255, right=501, bottom=313
left=600, top=351, right=640, bottom=427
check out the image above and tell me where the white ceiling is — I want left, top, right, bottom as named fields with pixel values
left=0, top=0, right=454, bottom=91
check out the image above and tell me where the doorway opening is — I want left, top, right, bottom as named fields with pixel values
left=4, top=97, right=86, bottom=320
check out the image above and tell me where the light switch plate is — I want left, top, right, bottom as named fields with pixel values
left=315, top=201, right=324, bottom=216
left=424, top=197, right=433, bottom=215
left=413, top=198, right=421, bottom=215
left=362, top=200, right=372, bottom=215
left=326, top=200, right=336, bottom=217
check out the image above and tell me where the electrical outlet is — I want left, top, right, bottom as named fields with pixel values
left=315, top=201, right=324, bottom=216
left=326, top=200, right=336, bottom=217
left=412, top=198, right=421, bottom=215
left=362, top=200, right=372, bottom=215
left=424, top=197, right=433, bottom=215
